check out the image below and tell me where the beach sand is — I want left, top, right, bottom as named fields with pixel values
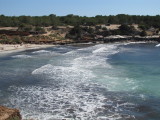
left=0, top=44, right=55, bottom=54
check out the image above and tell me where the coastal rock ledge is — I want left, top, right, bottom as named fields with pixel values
left=0, top=106, right=21, bottom=120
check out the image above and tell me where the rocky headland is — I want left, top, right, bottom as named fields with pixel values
left=0, top=106, right=21, bottom=120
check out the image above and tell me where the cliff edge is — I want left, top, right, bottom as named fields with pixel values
left=0, top=106, right=21, bottom=120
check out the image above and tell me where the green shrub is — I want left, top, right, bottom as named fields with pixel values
left=140, top=30, right=147, bottom=36
left=12, top=37, right=22, bottom=44
left=34, top=27, right=45, bottom=33
left=8, top=116, right=20, bottom=120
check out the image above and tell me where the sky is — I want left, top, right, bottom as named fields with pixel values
left=0, top=0, right=160, bottom=16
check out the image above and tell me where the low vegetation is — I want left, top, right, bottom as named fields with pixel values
left=0, top=14, right=160, bottom=28
left=0, top=14, right=160, bottom=44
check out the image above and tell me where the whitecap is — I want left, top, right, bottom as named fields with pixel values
left=12, top=54, right=32, bottom=58
left=32, top=64, right=95, bottom=83
left=64, top=50, right=76, bottom=55
left=8, top=80, right=107, bottom=120
left=73, top=55, right=112, bottom=69
left=32, top=50, right=60, bottom=56
left=6, top=43, right=138, bottom=120
left=8, top=83, right=135, bottom=120
left=124, top=41, right=147, bottom=45
left=92, top=47, right=109, bottom=54
left=32, top=50, right=51, bottom=54
left=139, top=94, right=147, bottom=100
left=92, top=44, right=119, bottom=56
left=155, top=43, right=160, bottom=47
left=32, top=64, right=54, bottom=75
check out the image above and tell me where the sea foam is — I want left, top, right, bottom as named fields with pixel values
left=32, top=50, right=51, bottom=54
left=7, top=43, right=138, bottom=120
left=155, top=44, right=160, bottom=47
left=12, top=54, right=32, bottom=58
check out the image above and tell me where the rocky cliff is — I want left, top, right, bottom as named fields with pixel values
left=0, top=106, right=21, bottom=120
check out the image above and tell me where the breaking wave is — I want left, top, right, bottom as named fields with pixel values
left=155, top=43, right=160, bottom=47
left=32, top=50, right=51, bottom=54
left=12, top=54, right=32, bottom=58
left=6, top=44, right=140, bottom=120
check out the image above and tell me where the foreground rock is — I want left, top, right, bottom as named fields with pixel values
left=0, top=106, right=21, bottom=120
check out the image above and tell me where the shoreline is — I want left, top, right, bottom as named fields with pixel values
left=0, top=40, right=159, bottom=55
left=0, top=44, right=56, bottom=55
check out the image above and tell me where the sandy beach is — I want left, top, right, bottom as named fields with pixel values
left=0, top=44, right=55, bottom=54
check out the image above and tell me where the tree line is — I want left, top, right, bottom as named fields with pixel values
left=0, top=14, right=160, bottom=28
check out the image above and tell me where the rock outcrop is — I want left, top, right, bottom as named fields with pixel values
left=0, top=106, right=21, bottom=120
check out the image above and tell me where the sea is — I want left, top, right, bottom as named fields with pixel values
left=0, top=42, right=160, bottom=120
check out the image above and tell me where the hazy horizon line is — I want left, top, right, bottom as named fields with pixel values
left=1, top=13, right=160, bottom=17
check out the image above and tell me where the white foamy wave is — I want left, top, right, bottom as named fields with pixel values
left=102, top=75, right=139, bottom=92
left=70, top=44, right=119, bottom=69
left=12, top=55, right=32, bottom=58
left=123, top=41, right=147, bottom=45
left=77, top=44, right=104, bottom=52
left=32, top=64, right=95, bottom=83
left=92, top=44, right=119, bottom=56
left=76, top=44, right=119, bottom=56
left=32, top=50, right=51, bottom=54
left=155, top=43, right=160, bottom=47
left=92, top=47, right=109, bottom=54
left=8, top=83, right=137, bottom=120
left=64, top=50, right=76, bottom=55
left=6, top=43, right=139, bottom=120
left=8, top=83, right=107, bottom=119
left=32, top=50, right=60, bottom=57
left=32, top=64, right=54, bottom=75
left=73, top=55, right=112, bottom=68
left=139, top=94, right=147, bottom=100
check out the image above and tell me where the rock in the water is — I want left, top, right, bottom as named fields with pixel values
left=0, top=106, right=21, bottom=120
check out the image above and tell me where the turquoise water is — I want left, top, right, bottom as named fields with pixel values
left=0, top=43, right=160, bottom=120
